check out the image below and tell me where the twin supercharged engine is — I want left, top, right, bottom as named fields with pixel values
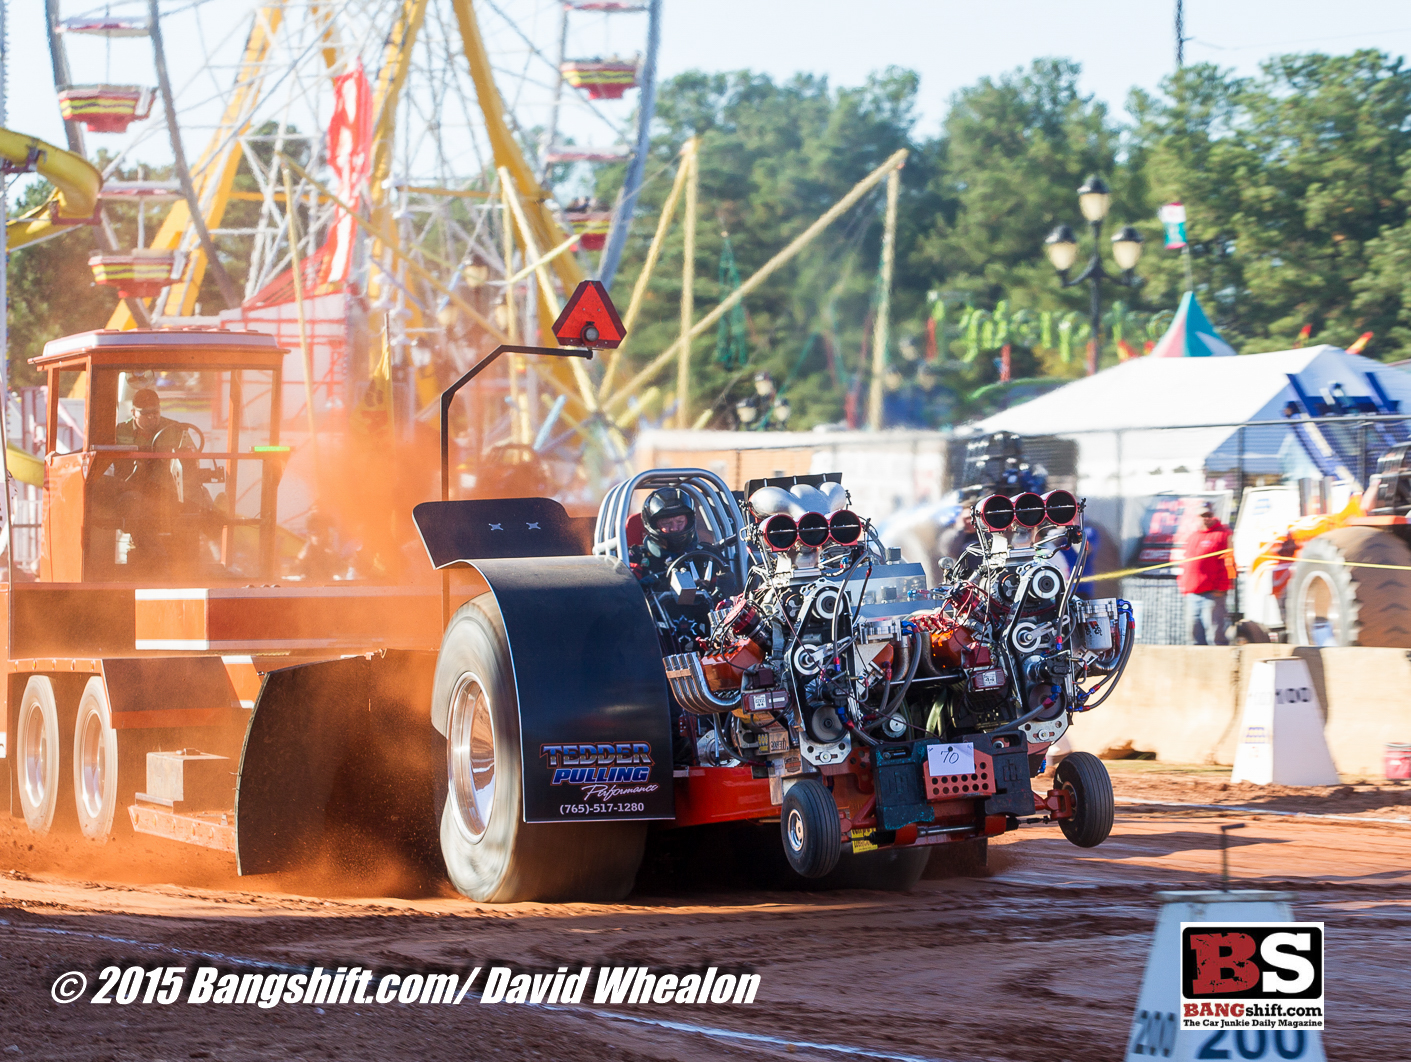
left=661, top=475, right=1133, bottom=871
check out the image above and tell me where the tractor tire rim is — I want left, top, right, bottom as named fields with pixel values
left=22, top=705, right=47, bottom=809
left=448, top=672, right=496, bottom=842
left=786, top=808, right=805, bottom=852
left=1301, top=571, right=1340, bottom=647
left=79, top=710, right=106, bottom=820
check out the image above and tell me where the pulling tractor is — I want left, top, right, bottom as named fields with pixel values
left=4, top=288, right=1128, bottom=901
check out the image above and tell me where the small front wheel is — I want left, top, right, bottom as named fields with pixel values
left=1056, top=751, right=1114, bottom=848
left=780, top=778, right=842, bottom=878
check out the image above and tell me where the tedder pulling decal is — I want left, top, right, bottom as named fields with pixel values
left=541, top=742, right=661, bottom=815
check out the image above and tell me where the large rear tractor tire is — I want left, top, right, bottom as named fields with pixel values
left=1056, top=751, right=1114, bottom=849
left=1288, top=527, right=1411, bottom=647
left=433, top=597, right=646, bottom=903
left=17, top=676, right=75, bottom=834
left=780, top=778, right=842, bottom=879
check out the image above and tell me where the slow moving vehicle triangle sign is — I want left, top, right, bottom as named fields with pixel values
left=552, top=280, right=625, bottom=349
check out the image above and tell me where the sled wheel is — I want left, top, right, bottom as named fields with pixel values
left=433, top=596, right=646, bottom=902
left=1289, top=527, right=1411, bottom=647
left=811, top=845, right=929, bottom=891
left=74, top=677, right=127, bottom=840
left=1056, top=751, right=1114, bottom=848
left=17, top=676, right=74, bottom=834
left=780, top=778, right=842, bottom=879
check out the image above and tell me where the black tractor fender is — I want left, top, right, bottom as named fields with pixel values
left=453, top=556, right=675, bottom=825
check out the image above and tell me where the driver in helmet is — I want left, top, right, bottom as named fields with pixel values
left=629, top=486, right=736, bottom=603
left=632, top=487, right=699, bottom=577
left=631, top=487, right=730, bottom=768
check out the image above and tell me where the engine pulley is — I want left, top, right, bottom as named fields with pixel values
left=807, top=706, right=845, bottom=742
left=1030, top=566, right=1062, bottom=601
left=792, top=643, right=823, bottom=676
left=1012, top=621, right=1056, bottom=653
left=811, top=586, right=844, bottom=621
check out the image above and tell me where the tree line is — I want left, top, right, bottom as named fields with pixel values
left=602, top=49, right=1411, bottom=428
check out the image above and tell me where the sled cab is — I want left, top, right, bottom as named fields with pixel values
left=30, top=328, right=289, bottom=584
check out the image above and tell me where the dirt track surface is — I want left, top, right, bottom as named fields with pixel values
left=1, top=764, right=1407, bottom=1062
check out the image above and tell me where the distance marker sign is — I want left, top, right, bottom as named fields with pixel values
left=1124, top=892, right=1325, bottom=1062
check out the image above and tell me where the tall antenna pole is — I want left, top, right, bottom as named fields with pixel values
left=1175, top=0, right=1185, bottom=68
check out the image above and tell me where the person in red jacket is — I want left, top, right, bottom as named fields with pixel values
left=1178, top=502, right=1234, bottom=645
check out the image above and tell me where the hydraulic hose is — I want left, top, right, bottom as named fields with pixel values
left=1079, top=611, right=1136, bottom=711
left=882, top=627, right=924, bottom=719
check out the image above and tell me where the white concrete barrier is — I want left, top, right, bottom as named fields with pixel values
left=1065, top=645, right=1411, bottom=779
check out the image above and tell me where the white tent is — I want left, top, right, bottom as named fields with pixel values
left=971, top=345, right=1411, bottom=555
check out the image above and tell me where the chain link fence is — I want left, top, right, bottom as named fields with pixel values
left=1002, top=413, right=1411, bottom=645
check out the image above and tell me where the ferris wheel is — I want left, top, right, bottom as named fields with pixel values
left=43, top=0, right=660, bottom=471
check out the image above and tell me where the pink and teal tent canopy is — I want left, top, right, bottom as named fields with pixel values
left=1149, top=291, right=1237, bottom=358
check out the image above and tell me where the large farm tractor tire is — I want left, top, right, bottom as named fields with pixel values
left=17, top=676, right=75, bottom=834
left=433, top=597, right=646, bottom=903
left=1289, top=527, right=1411, bottom=647
left=1056, top=751, right=1114, bottom=849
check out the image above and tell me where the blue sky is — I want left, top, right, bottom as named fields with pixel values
left=7, top=0, right=1411, bottom=172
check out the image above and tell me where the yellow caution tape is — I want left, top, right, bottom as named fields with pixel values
left=1080, top=546, right=1411, bottom=584
left=1079, top=547, right=1232, bottom=584
left=1251, top=553, right=1411, bottom=573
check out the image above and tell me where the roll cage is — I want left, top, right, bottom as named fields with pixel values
left=593, top=468, right=751, bottom=589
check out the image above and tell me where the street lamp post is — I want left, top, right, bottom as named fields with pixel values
left=734, top=371, right=791, bottom=430
left=1045, top=176, right=1144, bottom=375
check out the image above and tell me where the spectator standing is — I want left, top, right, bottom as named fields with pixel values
left=1179, top=502, right=1233, bottom=645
